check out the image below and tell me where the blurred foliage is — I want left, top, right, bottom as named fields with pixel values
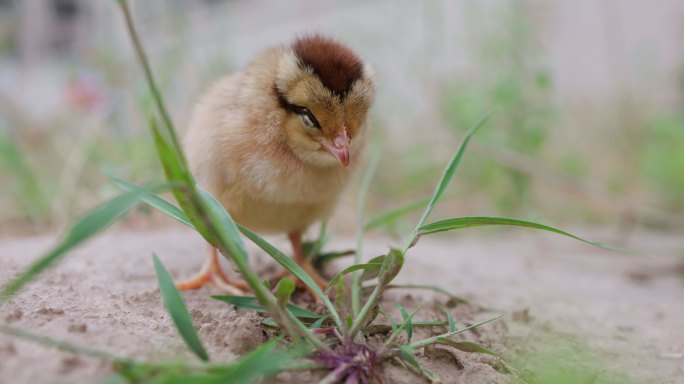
left=441, top=0, right=555, bottom=217
left=0, top=128, right=48, bottom=222
left=639, top=113, right=684, bottom=209
left=0, top=0, right=683, bottom=233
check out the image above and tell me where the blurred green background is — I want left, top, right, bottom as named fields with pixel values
left=1, top=0, right=683, bottom=236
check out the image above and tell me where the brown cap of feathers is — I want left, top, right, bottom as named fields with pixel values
left=292, top=35, right=364, bottom=97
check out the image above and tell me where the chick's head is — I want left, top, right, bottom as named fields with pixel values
left=275, top=35, right=375, bottom=168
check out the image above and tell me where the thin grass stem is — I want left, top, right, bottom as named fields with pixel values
left=407, top=315, right=502, bottom=349
left=401, top=110, right=494, bottom=253
left=352, top=150, right=381, bottom=318
left=117, top=0, right=185, bottom=158
left=347, top=285, right=380, bottom=338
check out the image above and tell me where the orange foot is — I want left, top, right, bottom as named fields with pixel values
left=177, top=246, right=250, bottom=295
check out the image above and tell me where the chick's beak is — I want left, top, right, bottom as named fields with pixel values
left=321, top=131, right=351, bottom=167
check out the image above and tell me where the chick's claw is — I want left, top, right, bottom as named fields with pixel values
left=176, top=247, right=250, bottom=295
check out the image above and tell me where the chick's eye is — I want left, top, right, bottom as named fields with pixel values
left=299, top=109, right=320, bottom=129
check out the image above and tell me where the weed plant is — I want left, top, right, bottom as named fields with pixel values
left=0, top=2, right=639, bottom=382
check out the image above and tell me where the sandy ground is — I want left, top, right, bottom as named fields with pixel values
left=0, top=227, right=683, bottom=383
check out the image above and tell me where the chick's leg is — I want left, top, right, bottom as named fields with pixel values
left=176, top=245, right=250, bottom=295
left=288, top=232, right=328, bottom=290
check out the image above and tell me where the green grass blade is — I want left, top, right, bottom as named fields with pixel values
left=118, top=0, right=186, bottom=160
left=384, top=303, right=422, bottom=347
left=360, top=255, right=386, bottom=281
left=418, top=216, right=644, bottom=255
left=237, top=225, right=343, bottom=330
left=66, top=184, right=164, bottom=244
left=150, top=116, right=192, bottom=185
left=0, top=324, right=124, bottom=362
left=382, top=309, right=398, bottom=333
left=377, top=248, right=404, bottom=286
left=314, top=250, right=355, bottom=266
left=433, top=339, right=500, bottom=357
left=413, top=321, right=449, bottom=327
left=397, top=345, right=420, bottom=370
left=403, top=110, right=494, bottom=252
left=0, top=186, right=166, bottom=305
left=261, top=317, right=279, bottom=328
left=325, top=262, right=384, bottom=295
left=275, top=278, right=295, bottom=308
left=409, top=315, right=503, bottom=349
left=395, top=303, right=413, bottom=342
left=396, top=345, right=440, bottom=382
left=364, top=197, right=430, bottom=231
left=110, top=176, right=193, bottom=228
left=206, top=337, right=302, bottom=382
left=153, top=254, right=209, bottom=361
left=112, top=337, right=299, bottom=384
left=149, top=118, right=215, bottom=246
left=212, top=295, right=322, bottom=319
left=442, top=305, right=457, bottom=332
left=198, top=189, right=250, bottom=263
left=309, top=315, right=329, bottom=329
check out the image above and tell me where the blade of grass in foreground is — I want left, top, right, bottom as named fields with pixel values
left=0, top=324, right=124, bottom=362
left=112, top=337, right=302, bottom=384
left=205, top=337, right=304, bottom=382
left=110, top=175, right=193, bottom=228
left=418, top=216, right=644, bottom=255
left=153, top=254, right=209, bottom=361
left=402, top=110, right=494, bottom=253
left=199, top=188, right=250, bottom=263
left=0, top=185, right=167, bottom=305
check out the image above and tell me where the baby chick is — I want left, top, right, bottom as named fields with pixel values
left=177, top=35, right=375, bottom=294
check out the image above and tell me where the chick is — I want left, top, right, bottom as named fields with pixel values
left=177, top=35, right=375, bottom=294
